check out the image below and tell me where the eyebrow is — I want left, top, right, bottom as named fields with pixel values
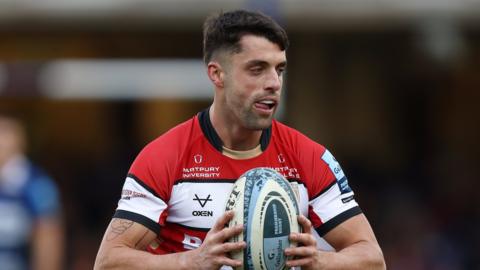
left=245, top=59, right=287, bottom=68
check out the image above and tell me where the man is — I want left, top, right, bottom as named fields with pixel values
left=0, top=113, right=64, bottom=270
left=95, top=10, right=385, bottom=270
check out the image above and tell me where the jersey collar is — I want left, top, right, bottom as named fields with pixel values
left=198, top=107, right=271, bottom=152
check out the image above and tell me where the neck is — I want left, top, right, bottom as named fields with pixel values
left=209, top=105, right=262, bottom=151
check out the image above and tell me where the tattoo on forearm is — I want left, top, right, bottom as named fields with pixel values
left=107, top=219, right=134, bottom=241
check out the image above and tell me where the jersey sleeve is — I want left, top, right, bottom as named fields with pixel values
left=304, top=146, right=362, bottom=237
left=114, top=140, right=174, bottom=234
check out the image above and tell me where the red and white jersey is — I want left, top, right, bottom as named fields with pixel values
left=115, top=109, right=361, bottom=254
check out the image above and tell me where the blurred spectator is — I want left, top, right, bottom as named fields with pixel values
left=0, top=113, right=64, bottom=270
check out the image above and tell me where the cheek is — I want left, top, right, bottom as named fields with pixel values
left=237, top=74, right=262, bottom=95
left=229, top=74, right=256, bottom=98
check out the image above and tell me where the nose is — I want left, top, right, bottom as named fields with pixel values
left=264, top=69, right=282, bottom=92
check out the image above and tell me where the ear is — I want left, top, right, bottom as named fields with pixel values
left=207, top=61, right=224, bottom=88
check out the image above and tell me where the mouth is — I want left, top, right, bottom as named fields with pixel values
left=254, top=98, right=278, bottom=113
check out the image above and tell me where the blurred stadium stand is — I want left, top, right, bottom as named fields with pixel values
left=0, top=1, right=479, bottom=269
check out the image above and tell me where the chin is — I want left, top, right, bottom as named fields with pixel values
left=245, top=118, right=273, bottom=130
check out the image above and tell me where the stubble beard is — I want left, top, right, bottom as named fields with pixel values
left=223, top=80, right=277, bottom=130
left=240, top=104, right=275, bottom=130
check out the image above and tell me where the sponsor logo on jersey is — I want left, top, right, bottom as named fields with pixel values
left=182, top=166, right=220, bottom=178
left=268, top=166, right=300, bottom=179
left=337, top=176, right=352, bottom=194
left=341, top=195, right=354, bottom=203
left=321, top=150, right=352, bottom=195
left=194, top=154, right=203, bottom=164
left=192, top=210, right=213, bottom=216
left=193, top=194, right=212, bottom=208
left=192, top=194, right=213, bottom=217
left=121, top=189, right=147, bottom=200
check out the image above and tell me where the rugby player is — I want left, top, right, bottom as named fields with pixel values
left=94, top=9, right=385, bottom=270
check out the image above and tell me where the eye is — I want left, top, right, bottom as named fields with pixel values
left=249, top=66, right=263, bottom=75
left=276, top=67, right=286, bottom=76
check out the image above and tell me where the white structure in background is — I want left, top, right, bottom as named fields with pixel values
left=39, top=59, right=212, bottom=100
left=38, top=59, right=287, bottom=118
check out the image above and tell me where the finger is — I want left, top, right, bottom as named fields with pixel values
left=213, top=256, right=243, bottom=268
left=286, top=257, right=313, bottom=268
left=211, top=241, right=246, bottom=254
left=290, top=232, right=316, bottom=247
left=297, top=215, right=312, bottom=234
left=284, top=246, right=317, bottom=257
left=211, top=211, right=235, bottom=232
left=209, top=224, right=243, bottom=243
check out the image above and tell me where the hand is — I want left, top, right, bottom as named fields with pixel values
left=185, top=211, right=246, bottom=270
left=285, top=215, right=325, bottom=270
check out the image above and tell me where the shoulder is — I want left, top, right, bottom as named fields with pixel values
left=271, top=120, right=327, bottom=155
left=128, top=115, right=201, bottom=201
left=271, top=120, right=334, bottom=191
left=139, top=115, right=200, bottom=159
left=129, top=115, right=201, bottom=180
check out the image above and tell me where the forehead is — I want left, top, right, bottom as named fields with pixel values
left=232, top=35, right=286, bottom=65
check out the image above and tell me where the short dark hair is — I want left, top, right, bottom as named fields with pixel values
left=202, top=9, right=289, bottom=64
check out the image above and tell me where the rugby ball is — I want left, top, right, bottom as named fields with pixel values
left=225, top=167, right=301, bottom=270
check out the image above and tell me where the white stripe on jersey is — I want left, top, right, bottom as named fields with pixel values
left=294, top=182, right=309, bottom=216
left=309, top=183, right=358, bottom=224
left=166, top=182, right=234, bottom=229
left=117, top=176, right=167, bottom=224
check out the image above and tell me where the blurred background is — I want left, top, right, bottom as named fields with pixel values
left=0, top=0, right=479, bottom=269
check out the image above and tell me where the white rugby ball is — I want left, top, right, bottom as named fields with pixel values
left=225, top=167, right=301, bottom=270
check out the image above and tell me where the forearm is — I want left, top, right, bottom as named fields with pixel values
left=94, top=246, right=193, bottom=270
left=316, top=214, right=385, bottom=270
left=94, top=218, right=195, bottom=270
left=320, top=240, right=385, bottom=270
left=94, top=214, right=245, bottom=270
